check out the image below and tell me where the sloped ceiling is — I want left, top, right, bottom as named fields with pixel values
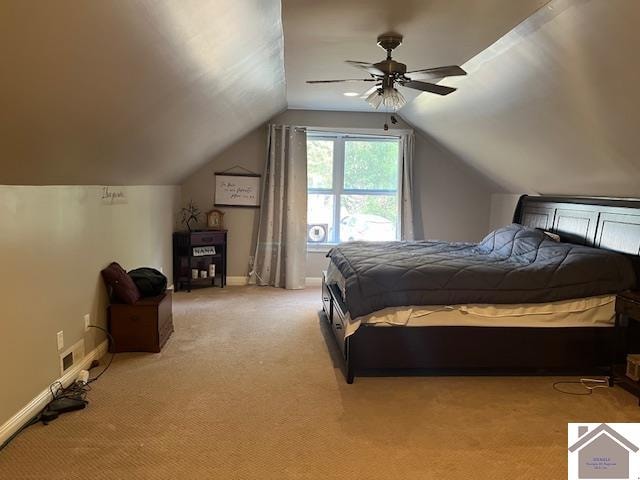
left=0, top=0, right=286, bottom=185
left=283, top=0, right=549, bottom=111
left=5, top=0, right=635, bottom=195
left=401, top=0, right=640, bottom=197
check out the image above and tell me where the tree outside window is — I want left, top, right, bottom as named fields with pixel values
left=307, top=133, right=400, bottom=244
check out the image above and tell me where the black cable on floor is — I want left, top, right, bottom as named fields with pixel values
left=86, top=324, right=116, bottom=383
left=0, top=415, right=40, bottom=452
left=0, top=325, right=116, bottom=453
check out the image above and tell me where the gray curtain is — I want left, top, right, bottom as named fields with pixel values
left=251, top=125, right=307, bottom=289
left=399, top=132, right=415, bottom=240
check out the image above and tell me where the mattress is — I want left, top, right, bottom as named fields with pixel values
left=327, top=224, right=636, bottom=319
left=326, top=261, right=616, bottom=338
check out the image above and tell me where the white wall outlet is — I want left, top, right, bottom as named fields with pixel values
left=56, top=331, right=64, bottom=351
left=77, top=369, right=90, bottom=384
left=83, top=313, right=91, bottom=332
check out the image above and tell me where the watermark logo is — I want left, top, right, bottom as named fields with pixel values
left=568, top=423, right=640, bottom=479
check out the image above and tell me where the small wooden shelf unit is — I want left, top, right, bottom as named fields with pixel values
left=173, top=230, right=227, bottom=292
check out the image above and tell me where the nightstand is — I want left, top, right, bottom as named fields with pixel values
left=613, top=291, right=640, bottom=404
left=173, top=230, right=227, bottom=291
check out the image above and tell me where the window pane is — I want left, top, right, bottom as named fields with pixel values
left=307, top=194, right=335, bottom=243
left=339, top=194, right=397, bottom=242
left=307, top=139, right=333, bottom=189
left=344, top=140, right=399, bottom=190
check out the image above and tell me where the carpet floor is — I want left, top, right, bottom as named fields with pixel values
left=1, top=286, right=640, bottom=479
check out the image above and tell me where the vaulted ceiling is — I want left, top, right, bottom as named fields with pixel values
left=0, top=0, right=286, bottom=184
left=2, top=0, right=637, bottom=196
left=401, top=0, right=640, bottom=197
left=283, top=0, right=548, bottom=111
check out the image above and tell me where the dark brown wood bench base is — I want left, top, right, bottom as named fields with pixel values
left=107, top=291, right=173, bottom=353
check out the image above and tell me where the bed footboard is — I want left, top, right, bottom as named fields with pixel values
left=322, top=273, right=615, bottom=383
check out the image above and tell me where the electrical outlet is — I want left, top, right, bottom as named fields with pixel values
left=83, top=314, right=91, bottom=332
left=56, top=331, right=64, bottom=351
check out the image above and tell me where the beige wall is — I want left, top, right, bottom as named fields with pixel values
left=489, top=193, right=527, bottom=231
left=181, top=109, right=501, bottom=279
left=0, top=185, right=179, bottom=426
left=413, top=131, right=504, bottom=243
left=0, top=0, right=286, bottom=185
left=181, top=126, right=267, bottom=278
left=401, top=0, right=640, bottom=198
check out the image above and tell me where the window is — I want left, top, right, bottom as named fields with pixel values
left=307, top=132, right=400, bottom=245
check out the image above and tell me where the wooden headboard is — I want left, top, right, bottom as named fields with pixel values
left=513, top=195, right=640, bottom=280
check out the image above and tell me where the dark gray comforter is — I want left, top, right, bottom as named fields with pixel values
left=327, top=224, right=637, bottom=318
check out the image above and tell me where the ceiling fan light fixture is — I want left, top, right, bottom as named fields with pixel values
left=366, top=86, right=406, bottom=111
left=306, top=33, right=465, bottom=112
left=365, top=89, right=383, bottom=109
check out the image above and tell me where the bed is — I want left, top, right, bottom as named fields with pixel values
left=321, top=195, right=640, bottom=383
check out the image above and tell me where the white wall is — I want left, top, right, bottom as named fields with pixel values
left=0, top=185, right=180, bottom=426
left=181, top=109, right=502, bottom=279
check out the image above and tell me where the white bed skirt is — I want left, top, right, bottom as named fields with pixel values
left=325, top=262, right=616, bottom=338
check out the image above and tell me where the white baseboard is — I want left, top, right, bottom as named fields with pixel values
left=226, top=276, right=322, bottom=287
left=305, top=277, right=322, bottom=286
left=0, top=339, right=108, bottom=445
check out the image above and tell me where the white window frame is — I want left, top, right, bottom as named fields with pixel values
left=307, top=131, right=401, bottom=251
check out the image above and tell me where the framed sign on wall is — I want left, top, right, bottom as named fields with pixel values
left=214, top=173, right=261, bottom=207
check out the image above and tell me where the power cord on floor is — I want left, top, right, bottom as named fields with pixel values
left=552, top=377, right=612, bottom=396
left=87, top=324, right=115, bottom=383
left=0, top=416, right=40, bottom=453
left=49, top=380, right=91, bottom=404
left=0, top=325, right=116, bottom=453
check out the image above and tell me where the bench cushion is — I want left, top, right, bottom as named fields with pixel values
left=101, top=262, right=141, bottom=305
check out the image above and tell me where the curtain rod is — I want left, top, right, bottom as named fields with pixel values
left=269, top=124, right=307, bottom=132
left=269, top=124, right=413, bottom=137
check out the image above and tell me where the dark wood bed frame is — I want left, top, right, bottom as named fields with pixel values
left=322, top=195, right=640, bottom=383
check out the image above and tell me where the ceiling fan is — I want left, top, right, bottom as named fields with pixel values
left=306, top=33, right=466, bottom=110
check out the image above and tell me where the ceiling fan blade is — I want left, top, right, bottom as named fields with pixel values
left=402, top=80, right=456, bottom=95
left=405, top=65, right=467, bottom=81
left=345, top=60, right=385, bottom=76
left=306, top=78, right=376, bottom=84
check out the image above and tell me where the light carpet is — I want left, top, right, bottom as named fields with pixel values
left=1, top=286, right=639, bottom=479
